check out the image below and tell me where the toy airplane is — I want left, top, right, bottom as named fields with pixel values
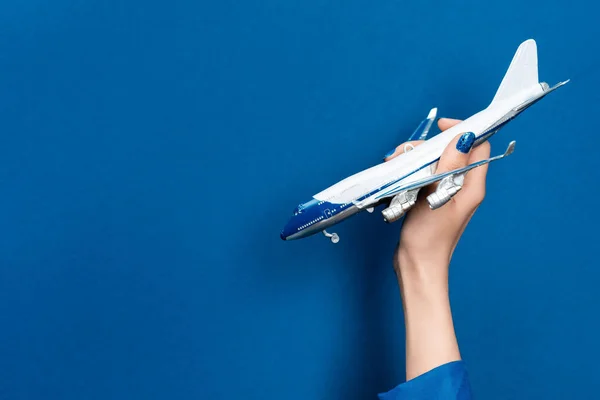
left=281, top=39, right=568, bottom=243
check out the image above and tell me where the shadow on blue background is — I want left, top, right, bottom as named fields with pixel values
left=0, top=0, right=598, bottom=399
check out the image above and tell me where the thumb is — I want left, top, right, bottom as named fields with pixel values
left=435, top=132, right=476, bottom=173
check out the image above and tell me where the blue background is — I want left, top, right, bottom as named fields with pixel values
left=0, top=0, right=597, bottom=399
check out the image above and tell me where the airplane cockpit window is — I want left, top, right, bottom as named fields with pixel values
left=294, top=199, right=318, bottom=215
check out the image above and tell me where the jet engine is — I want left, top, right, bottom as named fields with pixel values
left=382, top=190, right=419, bottom=223
left=427, top=173, right=465, bottom=210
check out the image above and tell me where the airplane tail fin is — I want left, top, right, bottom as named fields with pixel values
left=490, top=39, right=539, bottom=105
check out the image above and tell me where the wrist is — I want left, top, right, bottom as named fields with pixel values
left=395, top=246, right=450, bottom=287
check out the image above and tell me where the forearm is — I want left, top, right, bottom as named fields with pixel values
left=396, top=255, right=461, bottom=380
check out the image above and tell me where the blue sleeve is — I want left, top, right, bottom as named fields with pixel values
left=378, top=361, right=472, bottom=400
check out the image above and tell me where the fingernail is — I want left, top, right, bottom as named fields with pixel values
left=383, top=148, right=396, bottom=160
left=456, top=132, right=475, bottom=153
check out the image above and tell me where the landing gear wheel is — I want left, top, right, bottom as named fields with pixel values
left=322, top=230, right=340, bottom=244
left=330, top=233, right=340, bottom=244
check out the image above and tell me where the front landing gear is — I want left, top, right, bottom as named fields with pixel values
left=322, top=230, right=340, bottom=244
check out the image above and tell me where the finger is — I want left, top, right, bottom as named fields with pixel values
left=383, top=140, right=424, bottom=161
left=438, top=118, right=462, bottom=131
left=435, top=132, right=476, bottom=173
left=461, top=140, right=491, bottom=206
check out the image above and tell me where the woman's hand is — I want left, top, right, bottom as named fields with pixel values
left=383, top=118, right=491, bottom=380
left=385, top=118, right=491, bottom=278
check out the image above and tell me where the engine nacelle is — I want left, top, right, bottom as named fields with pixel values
left=382, top=190, right=419, bottom=223
left=427, top=174, right=465, bottom=210
left=382, top=203, right=411, bottom=223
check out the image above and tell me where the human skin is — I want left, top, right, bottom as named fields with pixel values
left=383, top=118, right=491, bottom=380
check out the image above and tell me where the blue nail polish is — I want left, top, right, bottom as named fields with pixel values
left=383, top=148, right=396, bottom=159
left=456, top=132, right=475, bottom=153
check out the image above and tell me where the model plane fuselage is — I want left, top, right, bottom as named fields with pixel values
left=280, top=39, right=568, bottom=242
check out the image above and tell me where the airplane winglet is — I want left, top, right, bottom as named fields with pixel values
left=408, top=107, right=437, bottom=141
left=427, top=107, right=437, bottom=119
left=505, top=140, right=516, bottom=156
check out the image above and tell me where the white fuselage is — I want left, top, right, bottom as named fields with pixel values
left=314, top=84, right=542, bottom=206
left=280, top=82, right=545, bottom=241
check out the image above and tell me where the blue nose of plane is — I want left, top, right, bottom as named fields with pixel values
left=280, top=217, right=297, bottom=241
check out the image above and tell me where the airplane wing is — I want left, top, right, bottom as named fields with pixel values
left=375, top=141, right=516, bottom=199
left=408, top=107, right=437, bottom=141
